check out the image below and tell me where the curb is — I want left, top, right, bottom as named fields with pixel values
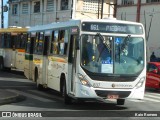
left=0, top=93, right=26, bottom=105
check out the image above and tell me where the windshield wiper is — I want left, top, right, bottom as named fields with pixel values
left=117, top=35, right=131, bottom=63
left=96, top=33, right=111, bottom=62
left=120, top=35, right=131, bottom=54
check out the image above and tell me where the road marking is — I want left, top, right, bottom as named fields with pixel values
left=127, top=99, right=144, bottom=102
left=143, top=92, right=160, bottom=102
left=144, top=97, right=160, bottom=102
left=145, top=92, right=160, bottom=97
left=0, top=77, right=33, bottom=83
left=145, top=94, right=160, bottom=100
left=6, top=89, right=55, bottom=103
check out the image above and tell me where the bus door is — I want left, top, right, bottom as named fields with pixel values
left=68, top=28, right=79, bottom=93
left=42, top=32, right=50, bottom=86
left=11, top=33, right=17, bottom=69
left=25, top=33, right=35, bottom=79
left=15, top=33, right=27, bottom=71
left=1, top=33, right=12, bottom=68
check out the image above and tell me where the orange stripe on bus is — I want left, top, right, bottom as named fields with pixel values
left=49, top=57, right=67, bottom=63
left=17, top=49, right=25, bottom=52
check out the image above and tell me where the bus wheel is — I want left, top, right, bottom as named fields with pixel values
left=0, top=57, right=4, bottom=70
left=117, top=99, right=125, bottom=105
left=62, top=80, right=72, bottom=105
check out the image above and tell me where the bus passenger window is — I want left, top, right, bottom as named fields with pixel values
left=37, top=32, right=44, bottom=54
left=26, top=36, right=31, bottom=53
left=64, top=30, right=69, bottom=55
left=53, top=31, right=59, bottom=54
left=0, top=33, right=5, bottom=48
left=34, top=33, right=39, bottom=53
left=16, top=33, right=26, bottom=49
left=4, top=33, right=8, bottom=48
left=0, top=34, right=1, bottom=47
left=34, top=32, right=44, bottom=54
left=50, top=31, right=54, bottom=54
left=59, top=30, right=65, bottom=55
left=21, top=33, right=27, bottom=49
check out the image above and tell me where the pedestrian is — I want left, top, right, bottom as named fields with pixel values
left=150, top=52, right=156, bottom=62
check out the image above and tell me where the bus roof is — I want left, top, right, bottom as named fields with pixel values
left=0, top=27, right=28, bottom=33
left=29, top=20, right=81, bottom=32
left=28, top=19, right=143, bottom=32
left=81, top=18, right=143, bottom=26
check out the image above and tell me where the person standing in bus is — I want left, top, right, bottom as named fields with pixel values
left=82, top=35, right=93, bottom=65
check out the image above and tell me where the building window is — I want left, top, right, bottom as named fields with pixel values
left=121, top=0, right=134, bottom=5
left=22, top=3, right=29, bottom=14
left=47, top=0, right=54, bottom=11
left=147, top=0, right=160, bottom=3
left=34, top=1, right=40, bottom=13
left=61, top=0, right=68, bottom=10
left=12, top=4, right=18, bottom=15
left=83, top=0, right=100, bottom=12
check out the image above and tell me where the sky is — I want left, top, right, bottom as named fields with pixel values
left=3, top=0, right=8, bottom=28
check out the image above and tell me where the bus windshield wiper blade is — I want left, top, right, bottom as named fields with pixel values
left=96, top=33, right=111, bottom=62
left=120, top=35, right=131, bottom=54
left=96, top=33, right=106, bottom=62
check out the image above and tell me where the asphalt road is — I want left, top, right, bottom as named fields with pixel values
left=0, top=70, right=159, bottom=120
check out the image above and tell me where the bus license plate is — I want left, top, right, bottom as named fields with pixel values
left=107, top=95, right=119, bottom=99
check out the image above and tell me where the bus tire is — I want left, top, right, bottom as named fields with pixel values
left=0, top=57, right=4, bottom=70
left=62, top=80, right=72, bottom=105
left=35, top=69, right=43, bottom=90
left=117, top=99, right=125, bottom=105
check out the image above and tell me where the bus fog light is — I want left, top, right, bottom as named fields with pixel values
left=78, top=73, right=91, bottom=87
left=136, top=77, right=145, bottom=88
left=81, top=80, right=88, bottom=85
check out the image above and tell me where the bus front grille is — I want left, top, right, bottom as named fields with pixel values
left=95, top=90, right=131, bottom=98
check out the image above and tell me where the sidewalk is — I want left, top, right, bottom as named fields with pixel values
left=0, top=89, right=25, bottom=105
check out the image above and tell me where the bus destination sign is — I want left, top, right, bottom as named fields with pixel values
left=81, top=22, right=143, bottom=34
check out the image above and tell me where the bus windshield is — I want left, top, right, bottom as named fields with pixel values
left=81, top=34, right=144, bottom=75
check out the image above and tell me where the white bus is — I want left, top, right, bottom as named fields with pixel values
left=0, top=27, right=28, bottom=71
left=24, top=19, right=146, bottom=105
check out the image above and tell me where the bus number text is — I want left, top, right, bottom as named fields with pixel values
left=90, top=24, right=99, bottom=31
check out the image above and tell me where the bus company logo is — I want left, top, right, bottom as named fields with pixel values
left=112, top=84, right=115, bottom=88
left=2, top=112, right=11, bottom=117
left=1, top=112, right=43, bottom=118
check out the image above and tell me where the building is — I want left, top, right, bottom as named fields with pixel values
left=8, top=0, right=116, bottom=27
left=116, top=0, right=160, bottom=60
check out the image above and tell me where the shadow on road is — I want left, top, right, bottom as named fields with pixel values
left=0, top=70, right=26, bottom=79
left=0, top=70, right=127, bottom=111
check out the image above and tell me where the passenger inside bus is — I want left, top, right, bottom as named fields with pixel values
left=82, top=36, right=93, bottom=65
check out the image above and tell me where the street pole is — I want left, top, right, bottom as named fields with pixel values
left=101, top=0, right=104, bottom=19
left=113, top=0, right=117, bottom=18
left=98, top=0, right=100, bottom=19
left=1, top=0, right=4, bottom=28
left=136, top=0, right=141, bottom=22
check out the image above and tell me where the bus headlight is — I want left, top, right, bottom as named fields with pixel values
left=78, top=73, right=91, bottom=87
left=135, top=77, right=145, bottom=89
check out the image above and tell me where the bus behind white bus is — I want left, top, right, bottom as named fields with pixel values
left=0, top=27, right=28, bottom=71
